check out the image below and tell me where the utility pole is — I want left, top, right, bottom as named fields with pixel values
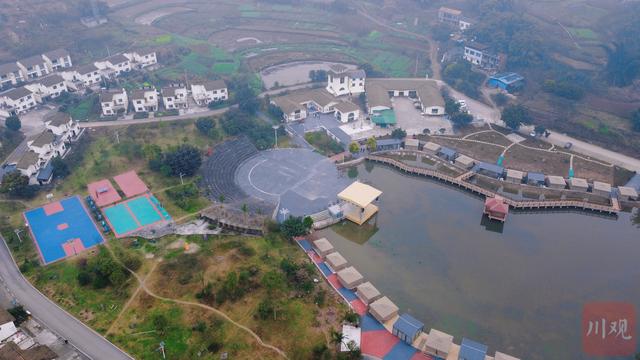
left=179, top=172, right=185, bottom=185
left=14, top=229, right=22, bottom=243
left=114, top=131, right=119, bottom=144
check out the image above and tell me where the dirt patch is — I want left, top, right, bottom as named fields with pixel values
left=503, top=144, right=571, bottom=176
left=551, top=53, right=597, bottom=71
left=134, top=7, right=192, bottom=25
left=572, top=157, right=614, bottom=183
left=246, top=50, right=358, bottom=71
left=425, top=136, right=504, bottom=164
left=465, top=131, right=513, bottom=147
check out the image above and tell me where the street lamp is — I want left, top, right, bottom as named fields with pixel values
left=272, top=125, right=279, bottom=148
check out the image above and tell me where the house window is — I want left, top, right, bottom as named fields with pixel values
left=137, top=100, right=142, bottom=104
left=431, top=108, right=438, bottom=114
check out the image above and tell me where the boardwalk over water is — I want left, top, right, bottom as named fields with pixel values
left=366, top=155, right=620, bottom=215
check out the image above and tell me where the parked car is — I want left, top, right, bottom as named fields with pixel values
left=564, top=142, right=573, bottom=149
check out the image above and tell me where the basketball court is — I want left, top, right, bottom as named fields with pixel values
left=103, top=195, right=171, bottom=237
left=24, top=196, right=104, bottom=264
left=235, top=148, right=351, bottom=217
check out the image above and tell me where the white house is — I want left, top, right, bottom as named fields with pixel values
left=99, top=88, right=128, bottom=116
left=124, top=50, right=158, bottom=69
left=131, top=88, right=158, bottom=112
left=459, top=16, right=473, bottom=31
left=191, top=80, right=228, bottom=106
left=0, top=87, right=39, bottom=115
left=334, top=101, right=360, bottom=123
left=438, top=7, right=461, bottom=24
left=27, top=130, right=67, bottom=161
left=271, top=88, right=339, bottom=122
left=365, top=78, right=445, bottom=115
left=0, top=63, right=25, bottom=87
left=17, top=55, right=50, bottom=80
left=25, top=74, right=68, bottom=99
left=45, top=112, right=80, bottom=141
left=0, top=309, right=17, bottom=342
left=15, top=151, right=42, bottom=181
left=42, top=48, right=73, bottom=72
left=464, top=43, right=501, bottom=69
left=161, top=86, right=188, bottom=109
left=326, top=64, right=365, bottom=97
left=94, top=54, right=131, bottom=78
left=75, top=63, right=102, bottom=86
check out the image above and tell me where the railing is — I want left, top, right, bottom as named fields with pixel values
left=366, top=155, right=619, bottom=214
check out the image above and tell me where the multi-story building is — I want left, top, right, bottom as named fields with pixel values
left=45, top=112, right=81, bottom=142
left=131, top=88, right=158, bottom=112
left=438, top=7, right=462, bottom=24
left=25, top=74, right=68, bottom=99
left=0, top=63, right=25, bottom=87
left=99, top=88, right=128, bottom=116
left=17, top=55, right=50, bottom=80
left=161, top=86, right=188, bottom=109
left=0, top=87, right=38, bottom=115
left=124, top=50, right=158, bottom=69
left=191, top=80, right=227, bottom=106
left=463, top=43, right=501, bottom=69
left=326, top=64, right=365, bottom=97
left=42, top=48, right=73, bottom=72
left=75, top=63, right=102, bottom=86
left=94, top=54, right=131, bottom=78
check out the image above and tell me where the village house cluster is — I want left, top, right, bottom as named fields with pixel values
left=0, top=112, right=81, bottom=185
left=0, top=49, right=158, bottom=117
left=99, top=79, right=228, bottom=116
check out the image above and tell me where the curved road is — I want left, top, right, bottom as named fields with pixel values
left=0, top=236, right=133, bottom=360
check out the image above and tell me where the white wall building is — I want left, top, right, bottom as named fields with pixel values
left=191, top=80, right=228, bottom=106
left=0, top=309, right=17, bottom=342
left=124, top=50, right=158, bottom=69
left=94, top=54, right=132, bottom=78
left=131, top=88, right=158, bottom=112
left=162, top=86, right=188, bottom=109
left=334, top=101, right=360, bottom=123
left=326, top=64, right=365, bottom=97
left=0, top=87, right=39, bottom=115
left=27, top=130, right=67, bottom=160
left=0, top=63, right=25, bottom=87
left=25, top=74, right=68, bottom=99
left=99, top=88, right=128, bottom=116
left=464, top=43, right=500, bottom=69
left=17, top=55, right=50, bottom=80
left=42, top=48, right=73, bottom=72
left=45, top=112, right=80, bottom=141
left=75, top=63, right=102, bottom=87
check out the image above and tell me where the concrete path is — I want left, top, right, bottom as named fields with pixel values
left=79, top=106, right=234, bottom=128
left=0, top=236, right=133, bottom=360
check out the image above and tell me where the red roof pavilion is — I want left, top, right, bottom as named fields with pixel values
left=484, top=196, right=509, bottom=222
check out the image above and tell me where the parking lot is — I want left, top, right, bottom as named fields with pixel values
left=392, top=97, right=453, bottom=135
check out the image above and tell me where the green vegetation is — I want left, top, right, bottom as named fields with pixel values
left=279, top=216, right=313, bottom=239
left=0, top=172, right=35, bottom=198
left=149, top=144, right=202, bottom=177
left=567, top=27, right=599, bottom=40
left=442, top=61, right=485, bottom=99
left=543, top=79, right=585, bottom=100
left=4, top=115, right=21, bottom=131
left=164, top=183, right=206, bottom=212
left=304, top=131, right=344, bottom=156
left=220, top=109, right=277, bottom=150
left=0, top=126, right=24, bottom=161
left=502, top=104, right=532, bottom=130
left=67, top=94, right=99, bottom=121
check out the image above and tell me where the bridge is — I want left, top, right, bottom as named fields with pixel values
left=366, top=155, right=619, bottom=215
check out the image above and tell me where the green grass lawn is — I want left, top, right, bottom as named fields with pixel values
left=68, top=94, right=99, bottom=121
left=568, top=27, right=599, bottom=40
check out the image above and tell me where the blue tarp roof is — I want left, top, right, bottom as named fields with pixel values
left=527, top=172, right=545, bottom=183
left=377, top=138, right=403, bottom=147
left=438, top=147, right=457, bottom=157
left=490, top=72, right=524, bottom=85
left=393, top=313, right=424, bottom=339
left=459, top=338, right=488, bottom=360
left=474, top=162, right=504, bottom=175
left=36, top=161, right=54, bottom=181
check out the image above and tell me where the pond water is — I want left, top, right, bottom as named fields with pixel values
left=260, top=61, right=356, bottom=89
left=317, top=163, right=640, bottom=360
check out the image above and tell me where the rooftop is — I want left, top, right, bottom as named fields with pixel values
left=132, top=88, right=156, bottom=99
left=312, top=238, right=334, bottom=253
left=366, top=78, right=444, bottom=110
left=425, top=328, right=454, bottom=353
left=0, top=62, right=20, bottom=74
left=439, top=6, right=462, bottom=15
left=338, top=181, right=382, bottom=208
left=37, top=161, right=54, bottom=182
left=506, top=169, right=524, bottom=179
left=405, top=138, right=419, bottom=147
left=106, top=53, right=129, bottom=64
left=356, top=282, right=381, bottom=300
left=569, top=177, right=588, bottom=188
left=203, top=80, right=227, bottom=91
left=325, top=251, right=348, bottom=268
left=46, top=112, right=71, bottom=127
left=547, top=175, right=566, bottom=185
left=334, top=101, right=360, bottom=113
left=527, top=172, right=545, bottom=183
left=423, top=141, right=441, bottom=152
left=592, top=181, right=611, bottom=193
left=459, top=338, right=488, bottom=360
left=16, top=151, right=40, bottom=170
left=495, top=351, right=521, bottom=360
left=77, top=63, right=99, bottom=75
left=337, top=266, right=364, bottom=285
left=456, top=154, right=475, bottom=165
left=393, top=313, right=424, bottom=338
left=371, top=109, right=397, bottom=125
left=30, top=131, right=56, bottom=148
left=18, top=55, right=45, bottom=68
left=0, top=342, right=57, bottom=360
left=618, top=186, right=638, bottom=198
left=3, top=86, right=32, bottom=101
left=474, top=161, right=504, bottom=175
left=438, top=146, right=457, bottom=158
left=369, top=296, right=399, bottom=320
left=465, top=42, right=491, bottom=51
left=39, top=74, right=65, bottom=87
left=43, top=48, right=70, bottom=60
left=99, top=89, right=124, bottom=102
left=377, top=138, right=403, bottom=147
left=490, top=72, right=524, bottom=85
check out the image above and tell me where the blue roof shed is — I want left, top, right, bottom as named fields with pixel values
left=473, top=162, right=504, bottom=179
left=36, top=161, right=54, bottom=184
left=392, top=313, right=424, bottom=344
left=438, top=147, right=458, bottom=161
left=526, top=172, right=545, bottom=185
left=488, top=72, right=524, bottom=92
left=458, top=338, right=488, bottom=360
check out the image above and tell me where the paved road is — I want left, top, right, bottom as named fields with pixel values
left=0, top=236, right=133, bottom=360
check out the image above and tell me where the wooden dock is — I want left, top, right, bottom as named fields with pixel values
left=366, top=155, right=619, bottom=215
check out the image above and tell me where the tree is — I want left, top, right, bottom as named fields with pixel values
left=236, top=85, right=259, bottom=114
left=632, top=109, right=640, bottom=132
left=8, top=306, right=29, bottom=326
left=534, top=125, right=546, bottom=135
left=0, top=172, right=30, bottom=197
left=163, top=144, right=202, bottom=177
left=450, top=113, right=473, bottom=128
left=501, top=104, right=532, bottom=130
left=195, top=117, right=216, bottom=137
left=303, top=216, right=314, bottom=230
left=5, top=115, right=21, bottom=131
left=605, top=42, right=640, bottom=87
left=366, top=137, right=377, bottom=152
left=280, top=216, right=309, bottom=238
left=348, top=142, right=360, bottom=154
left=261, top=270, right=285, bottom=296
left=51, top=157, right=70, bottom=178
left=444, top=98, right=461, bottom=115
left=330, top=329, right=345, bottom=348
left=391, top=128, right=406, bottom=139
left=152, top=313, right=169, bottom=334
